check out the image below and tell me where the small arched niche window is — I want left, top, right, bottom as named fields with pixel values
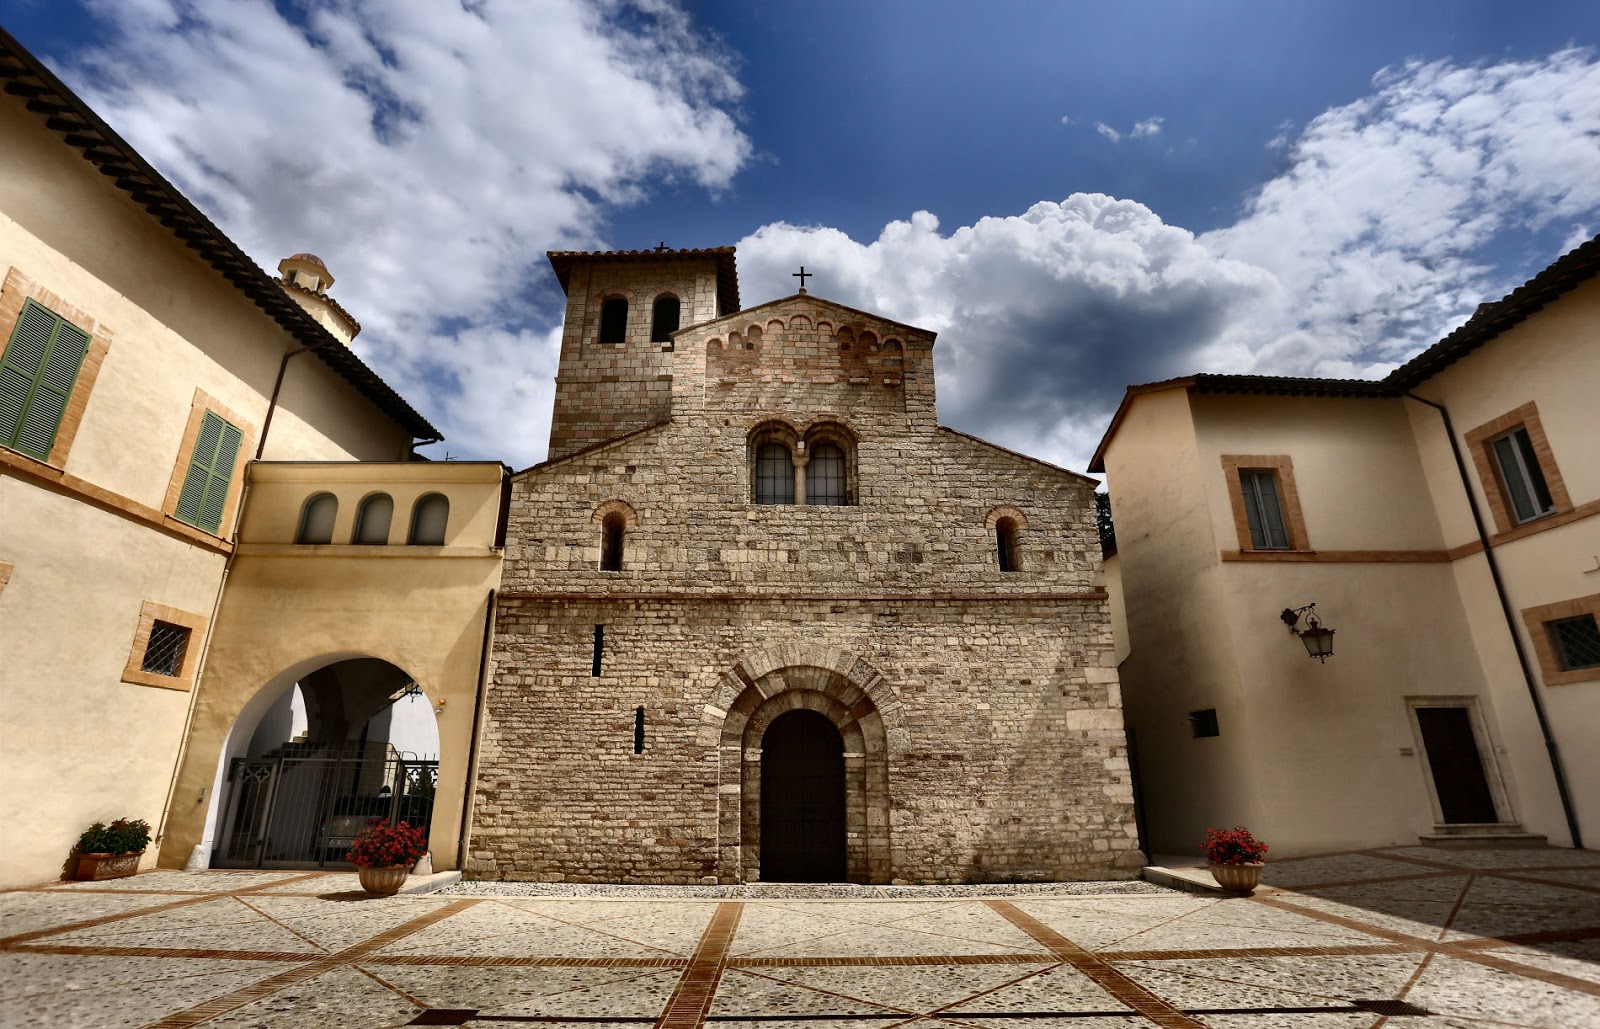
left=408, top=493, right=449, bottom=545
left=995, top=518, right=1020, bottom=572
left=599, top=297, right=628, bottom=345
left=593, top=500, right=636, bottom=571
left=650, top=295, right=680, bottom=343
left=986, top=506, right=1029, bottom=573
left=295, top=492, right=337, bottom=544
left=600, top=513, right=626, bottom=571
left=353, top=493, right=394, bottom=545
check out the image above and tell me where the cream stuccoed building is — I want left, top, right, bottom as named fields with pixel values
left=1093, top=236, right=1600, bottom=859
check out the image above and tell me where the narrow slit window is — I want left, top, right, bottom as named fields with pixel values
left=1238, top=469, right=1291, bottom=550
left=600, top=514, right=625, bottom=571
left=995, top=518, right=1019, bottom=572
left=592, top=624, right=604, bottom=677
left=633, top=706, right=645, bottom=754
left=599, top=297, right=628, bottom=345
left=650, top=295, right=680, bottom=343
left=1490, top=427, right=1556, bottom=524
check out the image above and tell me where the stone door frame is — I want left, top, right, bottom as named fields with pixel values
left=699, top=645, right=903, bottom=884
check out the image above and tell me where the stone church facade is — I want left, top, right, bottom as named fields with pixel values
left=467, top=247, right=1143, bottom=884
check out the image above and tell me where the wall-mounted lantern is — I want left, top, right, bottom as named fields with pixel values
left=1280, top=603, right=1335, bottom=663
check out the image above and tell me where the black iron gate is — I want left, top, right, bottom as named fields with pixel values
left=215, top=744, right=437, bottom=869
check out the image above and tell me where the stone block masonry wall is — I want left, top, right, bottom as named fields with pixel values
left=469, top=596, right=1142, bottom=883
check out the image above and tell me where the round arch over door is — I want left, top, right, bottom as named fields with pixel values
left=760, top=710, right=846, bottom=882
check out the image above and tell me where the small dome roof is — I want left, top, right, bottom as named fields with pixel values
left=285, top=252, right=327, bottom=269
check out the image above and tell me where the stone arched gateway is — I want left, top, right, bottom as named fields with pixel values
left=697, top=645, right=904, bottom=884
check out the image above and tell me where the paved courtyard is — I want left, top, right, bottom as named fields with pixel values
left=1, top=846, right=1596, bottom=1028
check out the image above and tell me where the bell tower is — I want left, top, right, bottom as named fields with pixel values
left=545, top=246, right=738, bottom=460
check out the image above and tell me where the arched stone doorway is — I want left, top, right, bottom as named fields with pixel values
left=205, top=656, right=440, bottom=869
left=760, top=710, right=846, bottom=882
left=702, top=645, right=902, bottom=884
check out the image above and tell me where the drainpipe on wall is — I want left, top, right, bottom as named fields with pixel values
left=152, top=468, right=253, bottom=860
left=1405, top=392, right=1583, bottom=849
left=256, top=344, right=317, bottom=460
left=458, top=588, right=498, bottom=872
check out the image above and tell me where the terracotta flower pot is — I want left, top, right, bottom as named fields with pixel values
left=357, top=864, right=410, bottom=896
left=1208, top=861, right=1265, bottom=894
left=74, top=851, right=144, bottom=881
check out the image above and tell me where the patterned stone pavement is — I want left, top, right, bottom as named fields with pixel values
left=1, top=847, right=1596, bottom=1028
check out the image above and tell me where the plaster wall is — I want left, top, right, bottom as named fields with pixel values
left=159, top=462, right=505, bottom=871
left=1405, top=278, right=1600, bottom=846
left=0, top=481, right=219, bottom=886
left=1080, top=388, right=1258, bottom=857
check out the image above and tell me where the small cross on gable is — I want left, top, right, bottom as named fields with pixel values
left=793, top=266, right=812, bottom=292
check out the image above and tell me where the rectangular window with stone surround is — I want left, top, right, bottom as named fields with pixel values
left=1221, top=455, right=1309, bottom=553
left=1465, top=402, right=1571, bottom=537
left=1522, top=594, right=1600, bottom=687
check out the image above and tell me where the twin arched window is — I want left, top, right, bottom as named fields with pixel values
left=750, top=423, right=855, bottom=505
left=599, top=293, right=680, bottom=345
left=296, top=492, right=448, bottom=546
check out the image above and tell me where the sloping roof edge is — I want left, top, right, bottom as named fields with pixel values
left=0, top=28, right=439, bottom=441
left=1384, top=233, right=1600, bottom=387
left=937, top=425, right=1099, bottom=486
left=510, top=418, right=673, bottom=478
left=1087, top=375, right=1393, bottom=472
left=688, top=291, right=938, bottom=342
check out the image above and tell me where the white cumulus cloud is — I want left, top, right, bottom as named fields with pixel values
left=63, top=0, right=750, bottom=465
left=1131, top=117, right=1164, bottom=138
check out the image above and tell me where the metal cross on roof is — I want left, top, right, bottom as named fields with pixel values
left=655, top=241, right=667, bottom=252
left=793, top=266, right=812, bottom=291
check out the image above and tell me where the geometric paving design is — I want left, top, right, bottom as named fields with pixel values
left=0, top=847, right=1596, bottom=1028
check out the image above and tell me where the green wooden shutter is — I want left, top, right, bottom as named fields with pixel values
left=0, top=299, right=91, bottom=460
left=175, top=411, right=243, bottom=534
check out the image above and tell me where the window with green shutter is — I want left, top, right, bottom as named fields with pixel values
left=174, top=411, right=243, bottom=534
left=0, top=298, right=91, bottom=461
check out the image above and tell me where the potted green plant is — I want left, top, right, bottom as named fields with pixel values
left=74, top=818, right=152, bottom=881
left=1203, top=825, right=1268, bottom=894
left=347, top=819, right=428, bottom=896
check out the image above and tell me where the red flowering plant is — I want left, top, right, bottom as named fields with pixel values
left=1203, top=825, right=1268, bottom=865
left=346, top=819, right=428, bottom=869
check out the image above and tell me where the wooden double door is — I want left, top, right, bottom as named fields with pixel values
left=760, top=709, right=847, bottom=882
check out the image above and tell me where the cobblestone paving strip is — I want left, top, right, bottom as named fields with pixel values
left=1253, top=894, right=1600, bottom=997
left=654, top=902, right=743, bottom=1029
left=138, top=898, right=479, bottom=1029
left=0, top=872, right=329, bottom=947
left=986, top=900, right=1207, bottom=1028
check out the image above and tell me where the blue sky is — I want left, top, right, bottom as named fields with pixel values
left=4, top=0, right=1598, bottom=471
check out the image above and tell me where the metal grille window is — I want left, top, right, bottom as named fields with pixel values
left=808, top=443, right=846, bottom=506
left=755, top=442, right=795, bottom=504
left=141, top=620, right=191, bottom=677
left=1490, top=427, right=1555, bottom=524
left=1548, top=614, right=1600, bottom=671
left=1238, top=469, right=1291, bottom=550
